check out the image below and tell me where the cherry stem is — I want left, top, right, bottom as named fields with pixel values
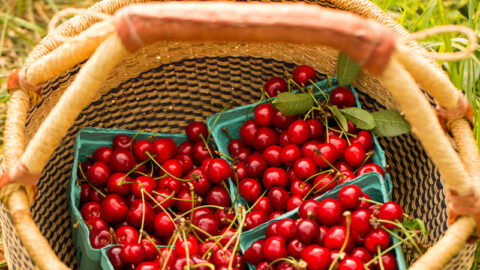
left=174, top=205, right=225, bottom=221
left=198, top=134, right=214, bottom=159
left=117, top=158, right=151, bottom=185
left=222, top=181, right=231, bottom=199
left=328, top=111, right=351, bottom=144
left=303, top=172, right=337, bottom=200
left=309, top=79, right=329, bottom=103
left=315, top=151, right=342, bottom=176
left=73, top=219, right=92, bottom=230
left=143, top=190, right=179, bottom=226
left=110, top=227, right=118, bottom=245
left=190, top=263, right=215, bottom=270
left=189, top=186, right=196, bottom=221
left=207, top=104, right=232, bottom=143
left=327, top=127, right=356, bottom=137
left=222, top=127, right=233, bottom=140
left=231, top=166, right=241, bottom=207
left=145, top=152, right=190, bottom=182
left=161, top=232, right=179, bottom=270
left=326, top=73, right=333, bottom=92
left=378, top=220, right=423, bottom=254
left=215, top=151, right=234, bottom=162
left=303, top=169, right=335, bottom=183
left=227, top=206, right=246, bottom=269
left=352, top=151, right=375, bottom=174
left=138, top=183, right=146, bottom=244
left=324, top=115, right=330, bottom=142
left=150, top=191, right=176, bottom=208
left=78, top=162, right=107, bottom=197
left=377, top=246, right=386, bottom=270
left=179, top=220, right=191, bottom=269
left=328, top=211, right=351, bottom=270
left=189, top=224, right=209, bottom=244
left=246, top=91, right=265, bottom=122
left=358, top=197, right=383, bottom=205
left=364, top=240, right=403, bottom=267
left=246, top=189, right=269, bottom=213
left=268, top=256, right=298, bottom=268
left=143, top=232, right=161, bottom=254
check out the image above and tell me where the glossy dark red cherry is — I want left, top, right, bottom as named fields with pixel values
left=324, top=226, right=354, bottom=251
left=263, top=145, right=283, bottom=167
left=107, top=173, right=132, bottom=196
left=352, top=131, right=374, bottom=150
left=87, top=161, right=111, bottom=186
left=313, top=143, right=338, bottom=168
left=350, top=247, right=373, bottom=263
left=205, top=186, right=231, bottom=207
left=121, top=243, right=145, bottom=264
left=338, top=185, right=363, bottom=209
left=110, top=149, right=136, bottom=173
left=107, top=246, right=126, bottom=270
left=287, top=239, right=306, bottom=259
left=206, top=158, right=232, bottom=184
left=239, top=120, right=259, bottom=146
left=254, top=103, right=275, bottom=127
left=93, top=146, right=113, bottom=164
left=312, top=173, right=336, bottom=195
left=135, top=262, right=160, bottom=270
left=192, top=213, right=220, bottom=240
left=307, top=119, right=324, bottom=140
left=344, top=144, right=366, bottom=167
left=293, top=157, right=318, bottom=180
left=116, top=225, right=139, bottom=245
left=253, top=127, right=278, bottom=151
left=133, top=139, right=154, bottom=161
left=263, top=167, right=288, bottom=189
left=338, top=257, right=365, bottom=270
left=375, top=253, right=398, bottom=270
left=101, top=194, right=128, bottom=223
left=238, top=178, right=262, bottom=202
left=153, top=212, right=175, bottom=238
left=286, top=194, right=304, bottom=211
left=175, top=153, right=194, bottom=173
left=89, top=229, right=111, bottom=249
left=253, top=197, right=273, bottom=215
left=186, top=122, right=208, bottom=143
left=300, top=245, right=331, bottom=270
left=287, top=120, right=311, bottom=145
left=364, top=228, right=391, bottom=252
left=187, top=168, right=210, bottom=196
left=228, top=139, right=244, bottom=156
left=244, top=239, right=265, bottom=265
left=246, top=211, right=268, bottom=230
left=334, top=160, right=353, bottom=172
left=357, top=163, right=385, bottom=178
left=298, top=200, right=320, bottom=221
left=328, top=136, right=348, bottom=158
left=293, top=65, right=316, bottom=86
left=175, top=234, right=198, bottom=258
left=264, top=77, right=287, bottom=97
left=296, top=219, right=320, bottom=244
left=276, top=218, right=296, bottom=241
left=279, top=131, right=290, bottom=147
left=378, top=202, right=404, bottom=229
left=290, top=180, right=311, bottom=198
left=267, top=187, right=290, bottom=211
left=262, top=235, right=288, bottom=262
left=80, top=202, right=101, bottom=221
left=140, top=238, right=158, bottom=261
left=246, top=153, right=268, bottom=178
left=273, top=109, right=297, bottom=130
left=127, top=199, right=154, bottom=228
left=131, top=176, right=156, bottom=198
left=350, top=209, right=373, bottom=235
left=113, top=134, right=133, bottom=150
left=317, top=198, right=343, bottom=226
left=330, top=86, right=356, bottom=109
left=281, top=144, right=301, bottom=167
left=338, top=170, right=356, bottom=185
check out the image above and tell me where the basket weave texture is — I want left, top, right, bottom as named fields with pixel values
left=1, top=0, right=478, bottom=269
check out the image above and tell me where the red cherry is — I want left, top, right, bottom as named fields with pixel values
left=86, top=217, right=109, bottom=232
left=153, top=212, right=175, bottom=238
left=262, top=235, right=288, bottom=262
left=338, top=171, right=356, bottom=185
left=281, top=144, right=301, bottom=167
left=186, top=122, right=208, bottom=142
left=236, top=147, right=251, bottom=163
left=296, top=219, right=320, bottom=244
left=107, top=246, right=126, bottom=270
left=334, top=160, right=353, bottom=172
left=116, top=225, right=139, bottom=245
left=375, top=253, right=398, bottom=270
left=245, top=211, right=268, bottom=230
left=89, top=229, right=111, bottom=249
left=328, top=136, right=348, bottom=157
left=246, top=153, right=268, bottom=178
left=88, top=189, right=103, bottom=203
left=330, top=86, right=356, bottom=109
left=293, top=65, right=316, bottom=85
left=256, top=262, right=274, bottom=270
left=327, top=128, right=341, bottom=139
left=233, top=162, right=247, bottom=181
left=175, top=154, right=194, bottom=173
left=113, top=134, right=133, bottom=150
left=324, top=226, right=354, bottom=251
left=93, top=146, right=113, bottom=164
left=253, top=127, right=278, bottom=151
left=134, top=262, right=159, bottom=270
left=349, top=209, right=373, bottom=235
left=178, top=141, right=193, bottom=156
left=161, top=159, right=184, bottom=178
left=191, top=208, right=214, bottom=223
left=213, top=248, right=233, bottom=267
left=266, top=221, right=279, bottom=237
left=81, top=202, right=101, bottom=221
left=352, top=131, right=374, bottom=150
left=80, top=184, right=92, bottom=204
left=263, top=145, right=283, bottom=167
left=176, top=189, right=198, bottom=213
left=206, top=186, right=231, bottom=207
left=293, top=157, right=318, bottom=180
left=175, top=234, right=198, bottom=257
left=215, top=209, right=236, bottom=228
left=364, top=228, right=391, bottom=252
left=206, top=158, right=232, bottom=184
left=338, top=257, right=364, bottom=270
left=254, top=104, right=275, bottom=127
left=273, top=109, right=297, bottom=130
left=269, top=211, right=285, bottom=220
left=140, top=238, right=158, bottom=261
left=277, top=261, right=295, bottom=270
left=238, top=178, right=262, bottom=202
left=338, top=185, right=363, bottom=209
left=101, top=194, right=128, bottom=223
left=313, top=143, right=338, bottom=168
left=347, top=121, right=358, bottom=134
left=344, top=144, right=366, bottom=167
left=312, top=225, right=328, bottom=246
left=267, top=187, right=290, bottom=211
left=131, top=176, right=156, bottom=198
left=127, top=199, right=154, bottom=228
left=286, top=194, right=304, bottom=211
left=290, top=180, right=311, bottom=198
left=287, top=239, right=305, bottom=259
left=110, top=149, right=136, bottom=173
left=301, top=140, right=322, bottom=158
left=172, top=257, right=195, bottom=270
left=156, top=247, right=176, bottom=269
left=253, top=197, right=273, bottom=215
left=307, top=119, right=324, bottom=140
left=240, top=120, right=259, bottom=146
left=300, top=245, right=330, bottom=270
left=287, top=120, right=311, bottom=145
left=187, top=168, right=211, bottom=196
left=157, top=176, right=181, bottom=194
left=279, top=131, right=290, bottom=147
left=264, top=77, right=287, bottom=97
left=199, top=241, right=220, bottom=258
left=228, top=139, right=244, bottom=157
left=192, top=142, right=213, bottom=165
left=350, top=247, right=373, bottom=263
left=358, top=194, right=372, bottom=210
left=244, top=239, right=265, bottom=265
left=152, top=138, right=176, bottom=164
left=133, top=139, right=154, bottom=161
left=263, top=167, right=288, bottom=189
left=312, top=173, right=336, bottom=195
left=87, top=161, right=111, bottom=186
left=193, top=214, right=220, bottom=240
left=378, top=202, right=403, bottom=229
left=219, top=227, right=237, bottom=247
left=298, top=200, right=320, bottom=221
left=106, top=173, right=132, bottom=196
left=276, top=218, right=296, bottom=241
left=317, top=198, right=343, bottom=226
left=121, top=243, right=145, bottom=264
left=357, top=163, right=385, bottom=178
left=288, top=168, right=301, bottom=183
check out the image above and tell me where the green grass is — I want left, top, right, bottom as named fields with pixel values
left=0, top=0, right=479, bottom=268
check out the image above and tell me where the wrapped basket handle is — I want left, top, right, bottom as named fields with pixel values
left=114, top=2, right=396, bottom=76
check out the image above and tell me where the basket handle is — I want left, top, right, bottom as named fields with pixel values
left=114, top=2, right=396, bottom=76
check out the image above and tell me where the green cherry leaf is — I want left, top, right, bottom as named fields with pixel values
left=329, top=105, right=348, bottom=130
left=340, top=107, right=375, bottom=130
left=370, top=109, right=411, bottom=137
left=275, top=92, right=314, bottom=117
left=337, top=52, right=361, bottom=86
left=402, top=218, right=428, bottom=236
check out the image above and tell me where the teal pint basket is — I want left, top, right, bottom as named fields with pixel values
left=67, top=127, right=187, bottom=270
left=207, top=78, right=392, bottom=212
left=239, top=173, right=407, bottom=270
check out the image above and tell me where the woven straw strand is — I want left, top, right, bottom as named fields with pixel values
left=410, top=216, right=476, bottom=270
left=4, top=90, right=29, bottom=170
left=25, top=20, right=115, bottom=87
left=379, top=58, right=472, bottom=196
left=449, top=118, right=480, bottom=185
left=21, top=33, right=129, bottom=175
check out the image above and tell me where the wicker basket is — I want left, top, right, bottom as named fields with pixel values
left=2, top=0, right=479, bottom=269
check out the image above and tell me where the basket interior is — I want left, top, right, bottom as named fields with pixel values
left=2, top=49, right=476, bottom=269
